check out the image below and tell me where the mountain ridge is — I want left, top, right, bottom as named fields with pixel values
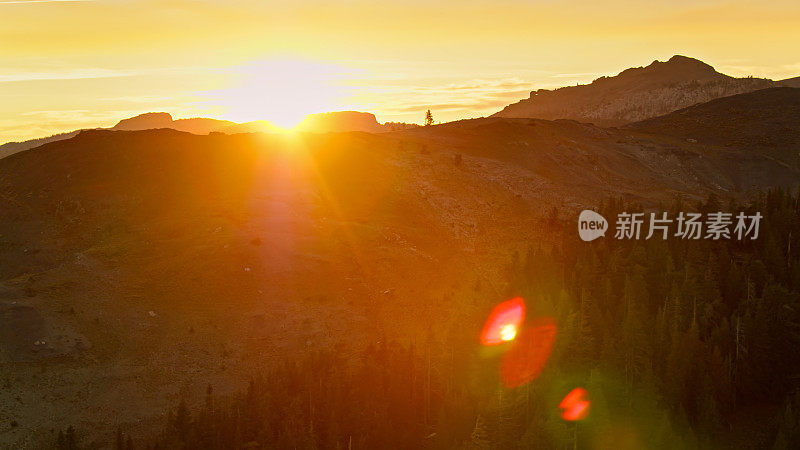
left=492, top=55, right=796, bottom=126
left=4, top=55, right=798, bottom=161
left=627, top=86, right=800, bottom=168
left=0, top=111, right=419, bottom=160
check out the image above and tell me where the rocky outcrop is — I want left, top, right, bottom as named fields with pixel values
left=493, top=55, right=778, bottom=126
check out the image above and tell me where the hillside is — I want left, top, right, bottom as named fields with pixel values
left=1, top=116, right=799, bottom=446
left=781, top=76, right=800, bottom=88
left=0, top=130, right=82, bottom=160
left=628, top=87, right=800, bottom=168
left=493, top=55, right=782, bottom=126
left=0, top=127, right=543, bottom=447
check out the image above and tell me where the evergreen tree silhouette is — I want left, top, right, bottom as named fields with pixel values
left=424, top=109, right=434, bottom=126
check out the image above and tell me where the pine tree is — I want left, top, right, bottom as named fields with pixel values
left=115, top=427, right=124, bottom=450
left=575, top=288, right=598, bottom=366
left=424, top=109, right=434, bottom=126
left=61, top=425, right=77, bottom=450
left=469, top=415, right=490, bottom=448
left=621, top=271, right=651, bottom=389
left=773, top=391, right=800, bottom=449
left=56, top=430, right=65, bottom=450
left=172, top=399, right=190, bottom=444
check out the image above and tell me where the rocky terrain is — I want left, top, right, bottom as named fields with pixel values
left=628, top=87, right=800, bottom=169
left=1, top=72, right=799, bottom=447
left=493, top=55, right=798, bottom=126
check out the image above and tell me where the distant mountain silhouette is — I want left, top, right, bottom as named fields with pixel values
left=113, top=111, right=419, bottom=135
left=297, top=111, right=420, bottom=133
left=493, top=55, right=790, bottom=126
left=2, top=111, right=417, bottom=160
left=4, top=55, right=796, bottom=159
left=297, top=111, right=385, bottom=133
left=628, top=87, right=800, bottom=168
left=112, top=112, right=276, bottom=134
left=0, top=130, right=83, bottom=160
left=112, top=112, right=175, bottom=130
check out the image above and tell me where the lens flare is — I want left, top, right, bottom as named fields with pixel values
left=559, top=387, right=590, bottom=421
left=500, top=317, right=556, bottom=387
left=480, top=297, right=525, bottom=346
left=500, top=324, right=517, bottom=341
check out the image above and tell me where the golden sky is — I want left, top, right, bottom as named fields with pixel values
left=2, top=0, right=800, bottom=143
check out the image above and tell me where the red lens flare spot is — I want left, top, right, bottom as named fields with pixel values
left=480, top=297, right=526, bottom=346
left=500, top=317, right=556, bottom=387
left=559, top=388, right=590, bottom=421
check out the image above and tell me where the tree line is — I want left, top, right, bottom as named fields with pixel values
left=58, top=189, right=800, bottom=449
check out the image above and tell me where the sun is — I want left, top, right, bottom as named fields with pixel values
left=209, top=59, right=353, bottom=129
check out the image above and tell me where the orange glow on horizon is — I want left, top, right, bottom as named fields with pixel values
left=2, top=1, right=800, bottom=144
left=206, top=60, right=354, bottom=129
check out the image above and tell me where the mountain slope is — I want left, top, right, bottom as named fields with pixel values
left=780, top=76, right=800, bottom=88
left=493, top=55, right=781, bottom=126
left=1, top=115, right=799, bottom=446
left=0, top=127, right=547, bottom=446
left=628, top=87, right=800, bottom=168
left=0, top=130, right=83, bottom=160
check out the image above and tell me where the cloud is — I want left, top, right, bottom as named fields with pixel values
left=550, top=72, right=596, bottom=78
left=0, top=68, right=133, bottom=83
left=102, top=95, right=177, bottom=104
left=484, top=89, right=534, bottom=99
left=0, top=1, right=94, bottom=4
left=21, top=109, right=91, bottom=117
left=343, top=75, right=535, bottom=121
left=442, top=78, right=532, bottom=91
left=0, top=0, right=95, bottom=5
left=717, top=61, right=800, bottom=80
left=392, top=98, right=518, bottom=114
